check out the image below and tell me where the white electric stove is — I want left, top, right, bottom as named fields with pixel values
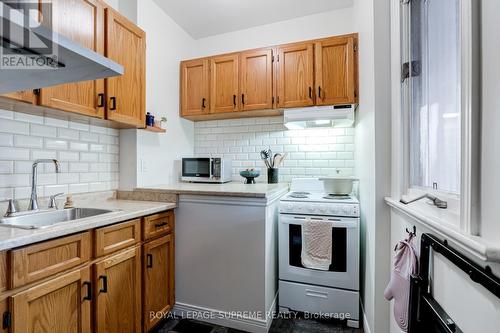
left=278, top=178, right=360, bottom=328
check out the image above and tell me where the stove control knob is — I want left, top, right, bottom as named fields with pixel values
left=318, top=205, right=327, bottom=214
left=307, top=205, right=315, bottom=213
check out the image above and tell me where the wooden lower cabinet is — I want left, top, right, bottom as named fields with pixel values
left=0, top=297, right=8, bottom=333
left=142, top=234, right=175, bottom=332
left=10, top=266, right=92, bottom=333
left=94, top=246, right=142, bottom=333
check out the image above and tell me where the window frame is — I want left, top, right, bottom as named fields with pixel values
left=393, top=0, right=480, bottom=236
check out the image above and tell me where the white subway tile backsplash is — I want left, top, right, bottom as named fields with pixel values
left=45, top=139, right=68, bottom=150
left=0, top=110, right=120, bottom=200
left=0, top=119, right=30, bottom=135
left=70, top=142, right=89, bottom=151
left=14, top=135, right=43, bottom=148
left=0, top=147, right=30, bottom=160
left=0, top=161, right=13, bottom=174
left=0, top=133, right=14, bottom=146
left=194, top=115, right=355, bottom=182
left=31, top=124, right=57, bottom=137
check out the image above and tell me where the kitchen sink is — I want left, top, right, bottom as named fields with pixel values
left=0, top=208, right=120, bottom=230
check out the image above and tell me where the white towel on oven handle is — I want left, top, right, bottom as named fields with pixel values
left=301, top=220, right=333, bottom=270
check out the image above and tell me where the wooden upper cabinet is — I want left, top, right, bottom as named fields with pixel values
left=180, top=59, right=210, bottom=116
left=315, top=35, right=357, bottom=105
left=39, top=0, right=105, bottom=118
left=10, top=266, right=92, bottom=333
left=277, top=42, right=314, bottom=109
left=240, top=49, right=273, bottom=111
left=142, top=234, right=174, bottom=332
left=210, top=54, right=239, bottom=114
left=105, top=8, right=146, bottom=127
left=94, top=247, right=141, bottom=333
left=2, top=91, right=36, bottom=104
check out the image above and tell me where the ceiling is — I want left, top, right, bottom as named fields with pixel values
left=153, top=0, right=354, bottom=39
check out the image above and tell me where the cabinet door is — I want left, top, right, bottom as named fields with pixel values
left=315, top=36, right=357, bottom=105
left=1, top=91, right=36, bottom=104
left=210, top=54, right=239, bottom=114
left=180, top=59, right=210, bottom=116
left=94, top=247, right=141, bottom=333
left=105, top=8, right=146, bottom=127
left=38, top=0, right=105, bottom=118
left=0, top=297, right=7, bottom=333
left=277, top=42, right=314, bottom=108
left=10, top=266, right=92, bottom=333
left=142, top=234, right=174, bottom=332
left=240, top=49, right=273, bottom=111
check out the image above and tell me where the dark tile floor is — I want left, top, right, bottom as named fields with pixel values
left=152, top=316, right=364, bottom=333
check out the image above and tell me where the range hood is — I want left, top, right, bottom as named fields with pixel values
left=283, top=104, right=356, bottom=129
left=0, top=2, right=123, bottom=94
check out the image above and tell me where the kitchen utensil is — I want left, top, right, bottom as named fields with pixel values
left=319, top=177, right=358, bottom=195
left=272, top=153, right=282, bottom=168
left=268, top=168, right=279, bottom=184
left=260, top=149, right=271, bottom=168
left=240, top=169, right=260, bottom=184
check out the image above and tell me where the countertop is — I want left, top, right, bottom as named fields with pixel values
left=135, top=182, right=290, bottom=199
left=0, top=199, right=176, bottom=251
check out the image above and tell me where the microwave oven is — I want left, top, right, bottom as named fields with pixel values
left=181, top=158, right=232, bottom=183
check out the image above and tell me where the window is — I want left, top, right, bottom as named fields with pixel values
left=399, top=0, right=480, bottom=235
left=408, top=0, right=461, bottom=194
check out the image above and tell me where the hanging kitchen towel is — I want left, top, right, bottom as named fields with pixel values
left=384, top=234, right=419, bottom=332
left=301, top=220, right=332, bottom=270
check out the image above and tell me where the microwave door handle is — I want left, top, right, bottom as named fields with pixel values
left=209, top=159, right=213, bottom=179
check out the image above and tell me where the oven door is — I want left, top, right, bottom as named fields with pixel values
left=182, top=158, right=211, bottom=178
left=279, top=214, right=359, bottom=291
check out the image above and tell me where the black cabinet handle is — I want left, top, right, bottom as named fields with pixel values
left=309, top=87, right=312, bottom=99
left=99, top=275, right=108, bottom=293
left=109, top=97, right=116, bottom=110
left=233, top=94, right=236, bottom=107
left=97, top=93, right=105, bottom=108
left=241, top=94, right=245, bottom=105
left=83, top=281, right=92, bottom=301
left=147, top=254, right=153, bottom=268
left=318, top=86, right=322, bottom=99
left=201, top=98, right=206, bottom=109
left=155, top=222, right=168, bottom=228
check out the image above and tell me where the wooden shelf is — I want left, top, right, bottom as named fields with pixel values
left=143, top=126, right=166, bottom=133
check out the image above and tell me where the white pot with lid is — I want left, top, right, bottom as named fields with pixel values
left=319, top=177, right=358, bottom=195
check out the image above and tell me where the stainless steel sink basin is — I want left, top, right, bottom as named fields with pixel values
left=0, top=208, right=120, bottom=230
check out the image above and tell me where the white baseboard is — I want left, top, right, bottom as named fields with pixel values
left=172, top=295, right=278, bottom=333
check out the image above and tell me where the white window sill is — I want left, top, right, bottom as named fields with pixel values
left=385, top=197, right=500, bottom=262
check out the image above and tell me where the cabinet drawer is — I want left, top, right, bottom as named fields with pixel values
left=143, top=211, right=174, bottom=240
left=9, top=232, right=91, bottom=288
left=94, top=219, right=141, bottom=257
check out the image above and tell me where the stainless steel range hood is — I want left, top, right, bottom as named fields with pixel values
left=0, top=2, right=123, bottom=94
left=283, top=104, right=357, bottom=129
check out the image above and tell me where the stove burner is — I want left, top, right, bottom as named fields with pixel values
left=289, top=191, right=310, bottom=198
left=323, top=194, right=351, bottom=200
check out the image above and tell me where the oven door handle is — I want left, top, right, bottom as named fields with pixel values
left=305, top=289, right=329, bottom=299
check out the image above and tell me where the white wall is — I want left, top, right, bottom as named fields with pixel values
left=352, top=0, right=392, bottom=333
left=119, top=0, right=197, bottom=189
left=193, top=7, right=354, bottom=57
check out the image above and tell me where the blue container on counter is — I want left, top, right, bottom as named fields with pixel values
left=146, top=112, right=155, bottom=126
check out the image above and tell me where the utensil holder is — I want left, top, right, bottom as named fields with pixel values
left=267, top=168, right=279, bottom=184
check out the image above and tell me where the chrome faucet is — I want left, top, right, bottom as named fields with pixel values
left=28, top=159, right=60, bottom=211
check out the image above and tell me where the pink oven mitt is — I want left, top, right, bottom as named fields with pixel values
left=384, top=235, right=419, bottom=332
